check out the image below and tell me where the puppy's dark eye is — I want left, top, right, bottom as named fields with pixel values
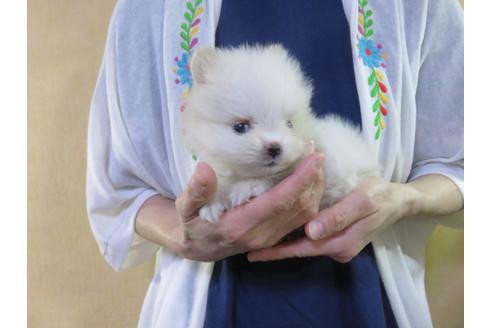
left=286, top=120, right=293, bottom=129
left=233, top=121, right=250, bottom=134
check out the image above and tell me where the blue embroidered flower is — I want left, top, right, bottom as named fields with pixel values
left=176, top=52, right=192, bottom=86
left=358, top=37, right=382, bottom=68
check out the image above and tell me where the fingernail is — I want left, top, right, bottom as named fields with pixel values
left=308, top=221, right=324, bottom=240
left=308, top=140, right=315, bottom=154
left=303, top=140, right=315, bottom=156
left=247, top=254, right=256, bottom=262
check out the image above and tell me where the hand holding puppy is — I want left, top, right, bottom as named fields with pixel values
left=247, top=174, right=462, bottom=263
left=246, top=177, right=410, bottom=263
left=136, top=152, right=325, bottom=262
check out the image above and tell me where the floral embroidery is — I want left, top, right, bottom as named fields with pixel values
left=172, top=0, right=205, bottom=160
left=175, top=52, right=193, bottom=87
left=357, top=0, right=388, bottom=140
left=173, top=0, right=204, bottom=87
left=358, top=38, right=382, bottom=68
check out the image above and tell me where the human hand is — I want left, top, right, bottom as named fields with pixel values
left=247, top=177, right=422, bottom=263
left=174, top=153, right=325, bottom=262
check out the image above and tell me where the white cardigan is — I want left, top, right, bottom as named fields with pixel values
left=86, top=0, right=464, bottom=327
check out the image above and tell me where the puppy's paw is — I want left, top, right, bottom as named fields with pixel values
left=199, top=201, right=226, bottom=223
left=229, top=181, right=270, bottom=207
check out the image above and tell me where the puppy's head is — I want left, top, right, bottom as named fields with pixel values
left=182, top=45, right=313, bottom=178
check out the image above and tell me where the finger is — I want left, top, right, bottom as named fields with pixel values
left=247, top=237, right=325, bottom=262
left=309, top=163, right=325, bottom=209
left=176, top=162, right=217, bottom=221
left=285, top=167, right=326, bottom=230
left=248, top=220, right=370, bottom=263
left=305, top=191, right=378, bottom=240
left=304, top=220, right=371, bottom=263
left=302, top=140, right=315, bottom=156
left=239, top=153, right=325, bottom=224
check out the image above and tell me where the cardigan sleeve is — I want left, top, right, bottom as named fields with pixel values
left=408, top=0, right=464, bottom=208
left=86, top=58, right=163, bottom=272
left=86, top=0, right=175, bottom=271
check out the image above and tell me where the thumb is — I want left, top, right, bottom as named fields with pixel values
left=177, top=162, right=217, bottom=221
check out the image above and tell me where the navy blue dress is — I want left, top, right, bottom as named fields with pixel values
left=205, top=2, right=398, bottom=327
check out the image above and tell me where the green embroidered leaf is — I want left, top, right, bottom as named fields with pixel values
left=374, top=112, right=380, bottom=126
left=180, top=31, right=190, bottom=42
left=186, top=2, right=194, bottom=13
left=181, top=42, right=189, bottom=52
left=372, top=99, right=380, bottom=112
left=184, top=12, right=192, bottom=23
left=364, top=19, right=374, bottom=29
left=365, top=10, right=373, bottom=19
left=371, top=85, right=378, bottom=98
left=181, top=23, right=189, bottom=32
left=366, top=29, right=374, bottom=38
left=375, top=127, right=381, bottom=140
left=360, top=0, right=368, bottom=8
left=195, top=0, right=202, bottom=6
left=368, top=71, right=376, bottom=86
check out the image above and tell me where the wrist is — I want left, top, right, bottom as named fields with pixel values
left=406, top=174, right=463, bottom=217
left=134, top=195, right=186, bottom=252
left=396, top=182, right=427, bottom=218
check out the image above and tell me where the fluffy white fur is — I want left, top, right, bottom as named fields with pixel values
left=182, top=45, right=379, bottom=222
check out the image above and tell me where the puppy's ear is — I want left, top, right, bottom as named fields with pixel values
left=191, top=47, right=218, bottom=84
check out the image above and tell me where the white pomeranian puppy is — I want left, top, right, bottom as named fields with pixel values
left=182, top=44, right=379, bottom=222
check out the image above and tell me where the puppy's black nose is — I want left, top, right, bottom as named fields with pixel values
left=267, top=143, right=282, bottom=158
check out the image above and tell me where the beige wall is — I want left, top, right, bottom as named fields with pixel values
left=426, top=226, right=464, bottom=328
left=28, top=0, right=463, bottom=327
left=28, top=0, right=153, bottom=327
